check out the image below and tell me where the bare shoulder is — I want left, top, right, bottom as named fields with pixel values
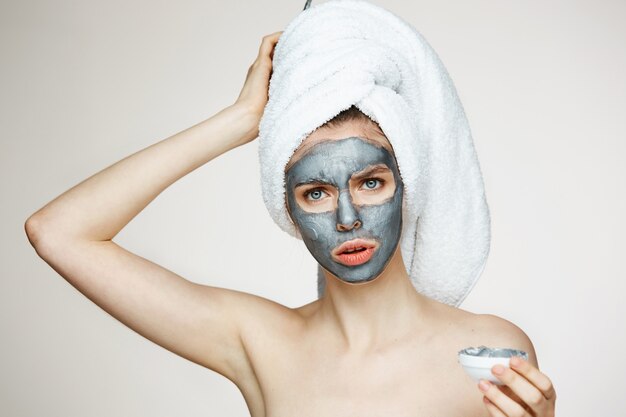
left=460, top=312, right=539, bottom=367
left=234, top=290, right=305, bottom=340
left=426, top=302, right=538, bottom=367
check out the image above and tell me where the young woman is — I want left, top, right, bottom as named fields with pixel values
left=25, top=32, right=556, bottom=417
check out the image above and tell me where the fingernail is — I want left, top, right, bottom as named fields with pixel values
left=479, top=380, right=490, bottom=391
left=492, top=364, right=505, bottom=375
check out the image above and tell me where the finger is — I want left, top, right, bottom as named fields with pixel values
left=498, top=385, right=524, bottom=407
left=482, top=396, right=507, bottom=417
left=491, top=363, right=550, bottom=415
left=478, top=379, right=531, bottom=417
left=248, top=33, right=281, bottom=76
left=510, top=356, right=557, bottom=401
left=258, top=31, right=283, bottom=60
left=498, top=385, right=533, bottom=414
left=264, top=30, right=284, bottom=39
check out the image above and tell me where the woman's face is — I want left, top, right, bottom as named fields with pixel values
left=285, top=124, right=403, bottom=284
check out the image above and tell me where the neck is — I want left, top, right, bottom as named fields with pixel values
left=317, top=245, right=433, bottom=353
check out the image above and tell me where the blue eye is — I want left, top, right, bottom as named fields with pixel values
left=305, top=189, right=326, bottom=201
left=363, top=179, right=383, bottom=190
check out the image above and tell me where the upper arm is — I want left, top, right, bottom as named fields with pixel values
left=28, top=231, right=285, bottom=383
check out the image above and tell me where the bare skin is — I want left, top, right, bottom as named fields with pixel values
left=25, top=32, right=556, bottom=417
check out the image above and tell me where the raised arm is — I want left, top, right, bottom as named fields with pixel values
left=24, top=32, right=285, bottom=382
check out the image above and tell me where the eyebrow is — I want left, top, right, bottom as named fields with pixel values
left=293, top=164, right=391, bottom=189
left=294, top=179, right=334, bottom=188
left=350, top=164, right=392, bottom=181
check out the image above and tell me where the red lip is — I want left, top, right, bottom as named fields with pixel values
left=331, top=238, right=379, bottom=266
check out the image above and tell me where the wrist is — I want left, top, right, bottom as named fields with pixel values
left=222, top=103, right=262, bottom=145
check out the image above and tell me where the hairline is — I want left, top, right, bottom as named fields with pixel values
left=284, top=133, right=394, bottom=173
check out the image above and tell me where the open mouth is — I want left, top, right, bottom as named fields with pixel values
left=331, top=238, right=379, bottom=266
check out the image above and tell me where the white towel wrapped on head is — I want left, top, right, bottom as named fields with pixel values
left=258, top=0, right=490, bottom=307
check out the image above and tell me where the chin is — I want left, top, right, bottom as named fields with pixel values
left=333, top=271, right=383, bottom=285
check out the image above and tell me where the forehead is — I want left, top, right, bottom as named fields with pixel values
left=285, top=122, right=393, bottom=171
left=285, top=137, right=395, bottom=185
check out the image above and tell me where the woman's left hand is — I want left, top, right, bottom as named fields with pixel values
left=478, top=356, right=557, bottom=416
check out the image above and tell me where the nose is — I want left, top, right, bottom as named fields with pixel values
left=337, top=219, right=362, bottom=232
left=336, top=190, right=362, bottom=232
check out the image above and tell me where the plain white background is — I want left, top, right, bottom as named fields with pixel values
left=2, top=0, right=624, bottom=415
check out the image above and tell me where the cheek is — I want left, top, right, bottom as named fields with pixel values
left=291, top=210, right=320, bottom=237
left=285, top=190, right=298, bottom=224
left=293, top=213, right=339, bottom=248
left=361, top=190, right=403, bottom=230
left=296, top=217, right=321, bottom=241
left=286, top=193, right=312, bottom=234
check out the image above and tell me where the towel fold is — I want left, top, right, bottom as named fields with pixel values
left=258, top=0, right=490, bottom=307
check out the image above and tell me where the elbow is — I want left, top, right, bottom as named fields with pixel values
left=25, top=213, right=44, bottom=247
left=24, top=212, right=58, bottom=258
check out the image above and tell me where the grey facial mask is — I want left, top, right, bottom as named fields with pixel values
left=285, top=136, right=404, bottom=283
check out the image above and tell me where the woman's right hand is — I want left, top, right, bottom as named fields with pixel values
left=233, top=31, right=283, bottom=143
